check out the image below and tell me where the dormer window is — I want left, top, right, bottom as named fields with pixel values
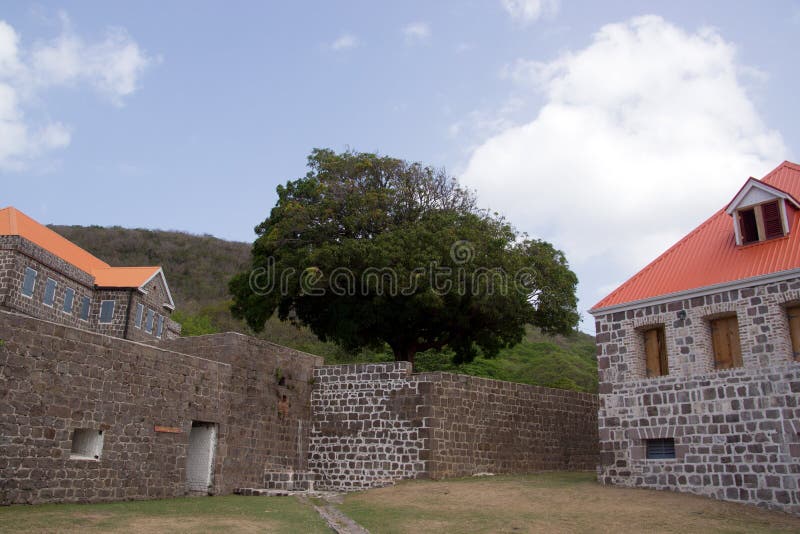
left=726, top=177, right=799, bottom=246
left=736, top=200, right=784, bottom=244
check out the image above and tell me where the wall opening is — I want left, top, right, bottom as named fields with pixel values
left=645, top=438, right=675, bottom=460
left=186, top=421, right=217, bottom=493
left=70, top=428, right=104, bottom=460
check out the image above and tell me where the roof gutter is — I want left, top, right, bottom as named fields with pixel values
left=589, top=267, right=800, bottom=316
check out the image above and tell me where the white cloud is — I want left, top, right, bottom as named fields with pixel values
left=501, top=0, right=560, bottom=24
left=460, top=15, right=786, bottom=317
left=0, top=14, right=154, bottom=170
left=330, top=33, right=359, bottom=51
left=403, top=22, right=431, bottom=44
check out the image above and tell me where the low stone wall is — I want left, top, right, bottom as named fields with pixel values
left=308, top=362, right=599, bottom=491
left=0, top=311, right=231, bottom=504
left=422, top=372, right=599, bottom=479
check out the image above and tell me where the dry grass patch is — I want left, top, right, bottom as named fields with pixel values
left=339, top=472, right=800, bottom=534
left=0, top=495, right=328, bottom=533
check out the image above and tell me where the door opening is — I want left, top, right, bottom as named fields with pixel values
left=186, top=421, right=217, bottom=493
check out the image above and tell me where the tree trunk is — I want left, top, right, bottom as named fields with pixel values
left=391, top=344, right=417, bottom=369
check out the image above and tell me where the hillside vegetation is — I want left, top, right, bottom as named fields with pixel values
left=51, top=225, right=598, bottom=392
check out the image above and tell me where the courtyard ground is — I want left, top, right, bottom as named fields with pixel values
left=1, top=473, right=799, bottom=533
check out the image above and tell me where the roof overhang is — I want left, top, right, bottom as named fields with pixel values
left=724, top=178, right=800, bottom=215
left=589, top=267, right=800, bottom=316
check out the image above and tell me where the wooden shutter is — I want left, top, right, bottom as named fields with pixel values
left=644, top=328, right=667, bottom=377
left=762, top=200, right=784, bottom=239
left=657, top=327, right=668, bottom=375
left=787, top=306, right=800, bottom=361
left=711, top=316, right=743, bottom=369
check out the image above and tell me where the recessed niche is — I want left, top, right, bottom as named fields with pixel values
left=70, top=428, right=104, bottom=460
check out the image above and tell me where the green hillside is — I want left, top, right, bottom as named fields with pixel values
left=50, top=225, right=598, bottom=392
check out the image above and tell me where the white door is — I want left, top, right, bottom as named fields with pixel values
left=186, top=422, right=217, bottom=493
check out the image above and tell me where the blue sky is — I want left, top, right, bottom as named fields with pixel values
left=2, top=1, right=800, bottom=332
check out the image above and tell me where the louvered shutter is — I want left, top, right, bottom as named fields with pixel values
left=762, top=200, right=784, bottom=239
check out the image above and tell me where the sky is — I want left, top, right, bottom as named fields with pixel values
left=2, top=1, right=799, bottom=333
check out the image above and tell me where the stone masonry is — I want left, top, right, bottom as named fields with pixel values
left=2, top=310, right=599, bottom=505
left=0, top=235, right=180, bottom=343
left=309, top=362, right=599, bottom=491
left=594, top=277, right=800, bottom=514
left=0, top=311, right=320, bottom=504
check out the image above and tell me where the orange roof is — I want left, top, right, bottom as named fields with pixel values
left=0, top=206, right=160, bottom=290
left=93, top=266, right=162, bottom=288
left=592, top=161, right=800, bottom=312
left=0, top=206, right=110, bottom=274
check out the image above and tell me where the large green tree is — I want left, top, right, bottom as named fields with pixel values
left=230, top=149, right=579, bottom=366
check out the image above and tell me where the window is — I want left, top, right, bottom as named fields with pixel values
left=787, top=305, right=800, bottom=362
left=134, top=303, right=144, bottom=328
left=21, top=267, right=37, bottom=297
left=42, top=278, right=57, bottom=306
left=70, top=428, right=104, bottom=460
left=63, top=288, right=75, bottom=314
left=80, top=296, right=91, bottom=321
left=646, top=438, right=675, bottom=460
left=737, top=200, right=785, bottom=244
left=643, top=327, right=668, bottom=377
left=710, top=315, right=743, bottom=369
left=738, top=208, right=758, bottom=243
left=99, top=300, right=115, bottom=323
left=156, top=314, right=164, bottom=338
left=145, top=308, right=155, bottom=333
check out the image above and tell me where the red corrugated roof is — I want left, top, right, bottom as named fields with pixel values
left=0, top=206, right=161, bottom=289
left=592, top=161, right=800, bottom=312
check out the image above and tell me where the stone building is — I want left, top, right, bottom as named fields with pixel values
left=0, top=206, right=180, bottom=341
left=590, top=161, right=800, bottom=514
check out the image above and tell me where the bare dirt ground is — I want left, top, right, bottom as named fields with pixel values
left=339, top=472, right=800, bottom=534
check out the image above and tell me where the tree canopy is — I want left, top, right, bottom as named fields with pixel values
left=230, top=148, right=579, bottom=365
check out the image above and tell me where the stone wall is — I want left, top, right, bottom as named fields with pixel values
left=309, top=363, right=429, bottom=491
left=422, top=372, right=599, bottom=479
left=308, top=362, right=599, bottom=491
left=159, top=333, right=323, bottom=492
left=594, top=276, right=800, bottom=514
left=0, top=312, right=322, bottom=504
left=1, top=236, right=97, bottom=331
left=0, top=310, right=230, bottom=504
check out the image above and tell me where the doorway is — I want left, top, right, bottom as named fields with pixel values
left=186, top=421, right=217, bottom=493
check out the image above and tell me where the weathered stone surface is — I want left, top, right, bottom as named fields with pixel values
left=0, top=311, right=321, bottom=504
left=0, top=236, right=180, bottom=341
left=308, top=362, right=599, bottom=491
left=594, top=277, right=800, bottom=515
left=1, top=309, right=599, bottom=505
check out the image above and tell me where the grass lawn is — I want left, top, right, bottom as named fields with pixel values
left=339, top=472, right=800, bottom=534
left=0, top=495, right=329, bottom=533
left=3, top=474, right=799, bottom=533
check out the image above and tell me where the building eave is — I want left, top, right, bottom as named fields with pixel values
left=589, top=267, right=800, bottom=316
